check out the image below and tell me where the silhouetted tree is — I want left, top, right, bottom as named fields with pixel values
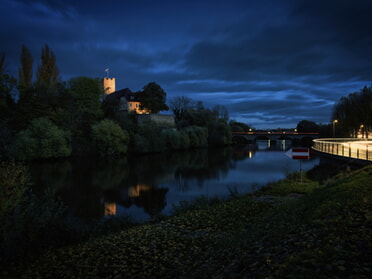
left=213, top=105, right=229, bottom=122
left=169, top=96, right=194, bottom=121
left=229, top=120, right=252, bottom=132
left=0, top=52, right=5, bottom=75
left=0, top=54, right=16, bottom=122
left=36, top=44, right=60, bottom=88
left=139, top=82, right=169, bottom=113
left=332, top=86, right=372, bottom=138
left=18, top=45, right=33, bottom=93
left=68, top=76, right=104, bottom=154
left=296, top=120, right=319, bottom=133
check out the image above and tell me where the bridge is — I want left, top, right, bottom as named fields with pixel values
left=232, top=131, right=319, bottom=144
left=312, top=138, right=372, bottom=164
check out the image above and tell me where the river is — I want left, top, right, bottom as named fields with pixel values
left=28, top=140, right=319, bottom=222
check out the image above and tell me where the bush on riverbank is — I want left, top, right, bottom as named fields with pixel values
left=1, top=164, right=371, bottom=278
left=14, top=117, right=71, bottom=160
left=91, top=119, right=130, bottom=157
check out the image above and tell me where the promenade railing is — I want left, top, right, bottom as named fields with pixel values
left=312, top=138, right=372, bottom=162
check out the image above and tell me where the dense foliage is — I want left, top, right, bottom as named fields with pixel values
left=91, top=119, right=130, bottom=157
left=0, top=46, right=237, bottom=160
left=14, top=117, right=71, bottom=160
left=1, top=165, right=370, bottom=278
left=139, top=82, right=169, bottom=113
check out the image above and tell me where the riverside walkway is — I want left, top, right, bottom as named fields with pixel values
left=312, top=138, right=372, bottom=164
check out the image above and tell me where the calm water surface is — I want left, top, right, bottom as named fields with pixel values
left=28, top=140, right=319, bottom=222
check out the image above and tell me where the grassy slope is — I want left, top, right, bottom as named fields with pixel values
left=2, top=166, right=372, bottom=278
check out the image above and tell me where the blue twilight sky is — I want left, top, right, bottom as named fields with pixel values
left=1, top=0, right=371, bottom=129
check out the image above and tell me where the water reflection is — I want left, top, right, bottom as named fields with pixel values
left=102, top=184, right=168, bottom=218
left=28, top=140, right=319, bottom=222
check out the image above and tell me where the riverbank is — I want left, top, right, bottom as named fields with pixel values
left=2, top=165, right=371, bottom=278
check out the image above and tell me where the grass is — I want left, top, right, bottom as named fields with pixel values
left=1, top=165, right=371, bottom=278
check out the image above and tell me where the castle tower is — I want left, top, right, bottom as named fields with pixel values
left=103, top=77, right=116, bottom=95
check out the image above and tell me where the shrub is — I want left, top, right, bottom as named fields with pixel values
left=14, top=117, right=71, bottom=160
left=91, top=119, right=130, bottom=157
left=182, top=126, right=208, bottom=148
left=179, top=130, right=190, bottom=149
left=208, top=121, right=232, bottom=146
left=135, top=121, right=165, bottom=153
left=162, top=128, right=181, bottom=150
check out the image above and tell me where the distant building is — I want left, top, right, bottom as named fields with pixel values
left=103, top=77, right=149, bottom=114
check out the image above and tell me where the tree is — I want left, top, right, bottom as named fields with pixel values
left=91, top=119, right=130, bottom=157
left=212, top=105, right=229, bottom=122
left=0, top=53, right=16, bottom=121
left=68, top=76, right=104, bottom=137
left=296, top=120, right=320, bottom=133
left=18, top=45, right=33, bottom=92
left=36, top=44, right=60, bottom=88
left=332, top=86, right=372, bottom=138
left=169, top=96, right=194, bottom=121
left=0, top=52, right=5, bottom=75
left=139, top=82, right=169, bottom=113
left=14, top=117, right=71, bottom=160
left=229, top=120, right=252, bottom=132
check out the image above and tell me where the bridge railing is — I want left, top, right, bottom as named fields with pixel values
left=312, top=138, right=372, bottom=162
left=232, top=132, right=319, bottom=136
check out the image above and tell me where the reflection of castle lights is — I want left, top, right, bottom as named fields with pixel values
left=128, top=184, right=151, bottom=197
left=104, top=202, right=116, bottom=216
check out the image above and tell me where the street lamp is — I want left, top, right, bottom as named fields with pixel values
left=360, top=124, right=364, bottom=138
left=332, top=119, right=338, bottom=138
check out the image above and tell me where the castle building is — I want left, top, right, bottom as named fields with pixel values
left=103, top=77, right=149, bottom=114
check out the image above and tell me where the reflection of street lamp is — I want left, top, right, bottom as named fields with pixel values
left=333, top=119, right=338, bottom=138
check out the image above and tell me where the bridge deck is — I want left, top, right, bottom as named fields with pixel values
left=232, top=132, right=319, bottom=136
left=312, top=138, right=372, bottom=163
left=232, top=132, right=319, bottom=142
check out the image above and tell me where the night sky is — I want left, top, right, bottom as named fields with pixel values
left=1, top=0, right=371, bottom=129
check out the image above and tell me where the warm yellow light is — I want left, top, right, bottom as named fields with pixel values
left=333, top=119, right=338, bottom=124
left=104, top=202, right=116, bottom=216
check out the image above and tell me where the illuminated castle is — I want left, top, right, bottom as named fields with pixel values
left=103, top=77, right=116, bottom=94
left=103, top=76, right=149, bottom=114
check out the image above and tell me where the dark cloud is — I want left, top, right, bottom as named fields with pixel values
left=1, top=0, right=371, bottom=128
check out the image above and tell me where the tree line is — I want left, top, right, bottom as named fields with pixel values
left=331, top=85, right=371, bottom=138
left=0, top=44, right=247, bottom=160
left=295, top=85, right=372, bottom=138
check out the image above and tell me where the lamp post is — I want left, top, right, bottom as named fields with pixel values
left=332, top=119, right=338, bottom=138
left=360, top=124, right=364, bottom=138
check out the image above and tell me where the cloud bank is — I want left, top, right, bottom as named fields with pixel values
left=1, top=0, right=371, bottom=128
